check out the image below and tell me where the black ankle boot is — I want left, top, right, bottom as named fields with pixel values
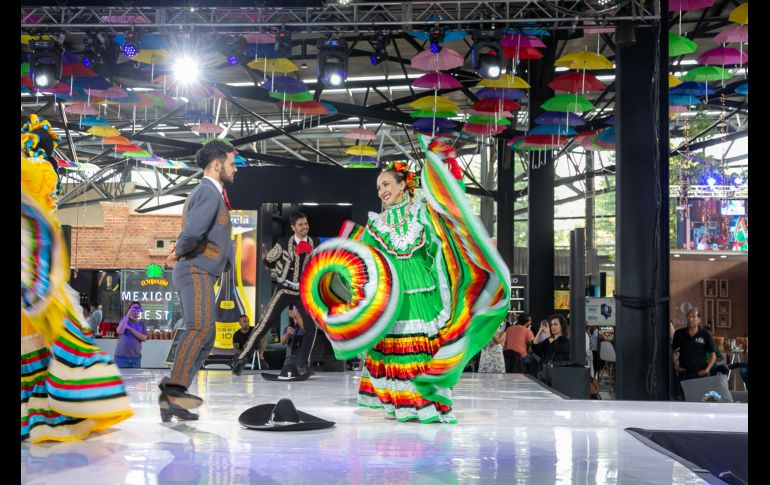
left=232, top=358, right=246, bottom=376
left=159, top=398, right=200, bottom=422
left=158, top=377, right=203, bottom=410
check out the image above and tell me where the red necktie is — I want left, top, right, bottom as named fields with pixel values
left=222, top=187, right=233, bottom=210
left=296, top=241, right=312, bottom=255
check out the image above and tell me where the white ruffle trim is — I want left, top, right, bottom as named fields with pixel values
left=367, top=198, right=425, bottom=252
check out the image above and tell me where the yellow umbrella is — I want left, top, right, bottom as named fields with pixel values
left=129, top=49, right=172, bottom=65
left=669, top=74, right=683, bottom=88
left=21, top=34, right=55, bottom=45
left=729, top=3, right=747, bottom=25
left=345, top=145, right=378, bottom=157
left=563, top=51, right=613, bottom=70
left=554, top=51, right=583, bottom=68
left=246, top=57, right=299, bottom=73
left=410, top=95, right=459, bottom=112
left=87, top=126, right=122, bottom=137
left=478, top=73, right=530, bottom=89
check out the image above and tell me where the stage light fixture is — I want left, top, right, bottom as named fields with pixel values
left=223, top=35, right=248, bottom=66
left=706, top=176, right=717, bottom=187
left=317, top=36, right=348, bottom=88
left=428, top=26, right=444, bottom=54
left=368, top=33, right=390, bottom=66
left=274, top=29, right=292, bottom=58
left=29, top=39, right=62, bottom=89
left=173, top=56, right=200, bottom=84
left=81, top=33, right=103, bottom=68
left=472, top=31, right=503, bottom=80
left=122, top=31, right=140, bottom=58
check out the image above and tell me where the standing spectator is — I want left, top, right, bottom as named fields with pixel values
left=531, top=315, right=571, bottom=382
left=90, top=302, right=103, bottom=329
left=115, top=301, right=149, bottom=369
left=478, top=324, right=506, bottom=373
left=671, top=308, right=716, bottom=383
left=504, top=313, right=534, bottom=373
left=590, top=326, right=603, bottom=379
left=80, top=304, right=93, bottom=331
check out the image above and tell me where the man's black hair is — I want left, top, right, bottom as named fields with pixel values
left=290, top=212, right=307, bottom=226
left=195, top=139, right=234, bottom=170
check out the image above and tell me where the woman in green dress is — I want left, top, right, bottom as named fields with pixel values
left=302, top=135, right=510, bottom=423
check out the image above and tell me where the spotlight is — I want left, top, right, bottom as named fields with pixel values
left=706, top=176, right=717, bottom=187
left=29, top=39, right=62, bottom=89
left=274, top=29, right=292, bottom=58
left=222, top=35, right=247, bottom=66
left=82, top=55, right=93, bottom=67
left=368, top=33, right=390, bottom=66
left=228, top=55, right=238, bottom=65
left=173, top=56, right=200, bottom=84
left=428, top=25, right=444, bottom=54
left=472, top=31, right=503, bottom=80
left=81, top=33, right=102, bottom=68
left=122, top=31, right=140, bottom=58
left=317, top=36, right=348, bottom=88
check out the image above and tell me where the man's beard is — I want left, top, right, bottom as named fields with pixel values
left=219, top=168, right=233, bottom=185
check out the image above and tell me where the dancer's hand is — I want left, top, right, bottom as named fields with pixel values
left=166, top=242, right=178, bottom=266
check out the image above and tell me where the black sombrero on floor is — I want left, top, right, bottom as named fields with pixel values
left=261, top=363, right=313, bottom=381
left=238, top=398, right=335, bottom=431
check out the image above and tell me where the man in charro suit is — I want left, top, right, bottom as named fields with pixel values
left=158, top=140, right=237, bottom=422
left=232, top=212, right=318, bottom=376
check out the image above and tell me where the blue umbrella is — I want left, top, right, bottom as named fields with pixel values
left=476, top=87, right=526, bottom=100
left=409, top=30, right=467, bottom=42
left=669, top=95, right=702, bottom=106
left=343, top=156, right=378, bottom=165
left=185, top=111, right=214, bottom=122
left=534, top=112, right=587, bottom=126
left=412, top=118, right=457, bottom=131
left=72, top=76, right=114, bottom=90
left=530, top=124, right=577, bottom=136
left=234, top=154, right=249, bottom=167
left=670, top=81, right=716, bottom=97
left=597, top=126, right=615, bottom=145
left=735, top=82, right=748, bottom=96
left=112, top=33, right=169, bottom=51
left=505, top=27, right=552, bottom=37
left=58, top=88, right=89, bottom=101
left=79, top=116, right=112, bottom=127
left=262, top=76, right=309, bottom=94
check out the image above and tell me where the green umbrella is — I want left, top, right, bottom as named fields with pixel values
left=410, top=110, right=457, bottom=118
left=21, top=63, right=29, bottom=77
left=144, top=93, right=168, bottom=107
left=269, top=90, right=314, bottom=102
left=541, top=93, right=595, bottom=113
left=683, top=66, right=733, bottom=82
left=466, top=115, right=512, bottom=126
left=345, top=162, right=378, bottom=168
left=125, top=151, right=153, bottom=158
left=669, top=34, right=698, bottom=57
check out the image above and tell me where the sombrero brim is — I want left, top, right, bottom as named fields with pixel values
left=261, top=371, right=312, bottom=382
left=238, top=404, right=335, bottom=431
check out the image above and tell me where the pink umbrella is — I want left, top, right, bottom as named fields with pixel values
left=40, top=82, right=73, bottom=95
left=411, top=73, right=462, bottom=90
left=713, top=25, right=749, bottom=44
left=65, top=103, right=99, bottom=115
left=244, top=33, right=276, bottom=44
left=344, top=128, right=377, bottom=141
left=470, top=109, right=515, bottom=117
left=190, top=123, right=223, bottom=134
left=669, top=106, right=689, bottom=115
left=501, top=34, right=545, bottom=49
left=463, top=123, right=507, bottom=136
left=697, top=47, right=748, bottom=66
left=669, top=0, right=715, bottom=11
left=411, top=48, right=465, bottom=72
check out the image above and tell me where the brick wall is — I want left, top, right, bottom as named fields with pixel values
left=68, top=202, right=182, bottom=269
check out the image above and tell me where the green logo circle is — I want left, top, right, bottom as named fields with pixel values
left=146, top=264, right=164, bottom=278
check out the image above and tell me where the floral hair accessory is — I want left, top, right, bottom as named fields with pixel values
left=703, top=391, right=722, bottom=402
left=427, top=139, right=463, bottom=180
left=385, top=161, right=418, bottom=196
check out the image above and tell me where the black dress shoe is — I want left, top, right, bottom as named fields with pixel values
left=158, top=377, right=203, bottom=410
left=159, top=402, right=200, bottom=422
left=232, top=358, right=247, bottom=376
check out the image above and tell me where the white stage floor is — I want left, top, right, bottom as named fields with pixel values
left=22, top=370, right=747, bottom=484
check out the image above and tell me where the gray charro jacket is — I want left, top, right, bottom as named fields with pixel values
left=173, top=177, right=232, bottom=277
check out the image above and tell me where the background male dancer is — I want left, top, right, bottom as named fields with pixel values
left=232, top=212, right=317, bottom=376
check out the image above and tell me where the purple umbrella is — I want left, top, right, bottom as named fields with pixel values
left=262, top=76, right=309, bottom=94
left=476, top=87, right=526, bottom=100
left=412, top=118, right=456, bottom=130
left=713, top=25, right=749, bottom=44
left=411, top=73, right=462, bottom=90
left=535, top=112, right=587, bottom=126
left=697, top=47, right=748, bottom=66
left=501, top=34, right=545, bottom=49
left=669, top=0, right=715, bottom=11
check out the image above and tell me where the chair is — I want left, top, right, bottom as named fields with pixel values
left=599, top=341, right=616, bottom=392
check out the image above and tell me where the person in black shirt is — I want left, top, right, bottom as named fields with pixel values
left=531, top=315, right=571, bottom=383
left=232, top=314, right=267, bottom=369
left=672, top=309, right=716, bottom=382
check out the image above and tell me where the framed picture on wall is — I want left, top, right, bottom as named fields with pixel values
left=704, top=279, right=718, bottom=298
left=716, top=299, right=732, bottom=328
left=704, top=299, right=715, bottom=333
left=719, top=279, right=729, bottom=298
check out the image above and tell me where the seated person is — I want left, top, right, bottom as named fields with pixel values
left=232, top=314, right=268, bottom=369
left=280, top=306, right=305, bottom=369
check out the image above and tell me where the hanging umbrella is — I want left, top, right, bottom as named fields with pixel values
left=535, top=112, right=587, bottom=126
left=541, top=93, right=595, bottom=112
left=561, top=51, right=613, bottom=70
left=413, top=126, right=456, bottom=137
left=501, top=34, right=545, bottom=49
left=244, top=33, right=276, bottom=44
left=409, top=30, right=466, bottom=42
left=530, top=125, right=577, bottom=136
left=411, top=73, right=462, bottom=90
left=669, top=34, right=698, bottom=57
left=548, top=72, right=605, bottom=93
left=502, top=46, right=543, bottom=60
left=466, top=115, right=511, bottom=126
left=410, top=95, right=459, bottom=112
left=107, top=91, right=142, bottom=103
left=411, top=118, right=456, bottom=131
left=670, top=81, right=716, bottom=97
left=342, top=156, right=378, bottom=167
left=191, top=123, right=223, bottom=134
left=269, top=91, right=314, bottom=102
left=462, top=124, right=507, bottom=136
left=411, top=48, right=465, bottom=71
left=263, top=76, right=309, bottom=94
left=344, top=128, right=377, bottom=141
left=64, top=103, right=99, bottom=115
left=101, top=136, right=131, bottom=145
left=246, top=58, right=298, bottom=73
left=713, top=25, right=749, bottom=44
left=62, top=64, right=97, bottom=78
left=522, top=134, right=568, bottom=147
left=669, top=105, right=690, bottom=115
left=478, top=73, right=530, bottom=89
left=597, top=126, right=616, bottom=146
left=79, top=116, right=112, bottom=127
left=185, top=111, right=215, bottom=122
left=604, top=115, right=616, bottom=125
left=410, top=110, right=457, bottom=118
left=669, top=74, right=683, bottom=88
left=87, top=126, right=121, bottom=137
left=124, top=150, right=153, bottom=158
left=669, top=0, right=715, bottom=11
left=734, top=82, right=748, bottom=95
left=472, top=99, right=520, bottom=112
left=683, top=65, right=733, bottom=82
left=277, top=100, right=333, bottom=115
left=345, top=145, right=378, bottom=157
left=554, top=51, right=582, bottom=68
left=114, top=144, right=144, bottom=152
left=669, top=95, right=702, bottom=106
left=728, top=3, right=748, bottom=25
left=469, top=109, right=516, bottom=118
left=697, top=47, right=748, bottom=66
left=475, top=87, right=526, bottom=100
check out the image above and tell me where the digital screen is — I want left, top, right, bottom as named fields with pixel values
left=675, top=199, right=748, bottom=252
left=720, top=199, right=746, bottom=216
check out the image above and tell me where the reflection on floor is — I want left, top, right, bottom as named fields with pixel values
left=21, top=370, right=747, bottom=484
